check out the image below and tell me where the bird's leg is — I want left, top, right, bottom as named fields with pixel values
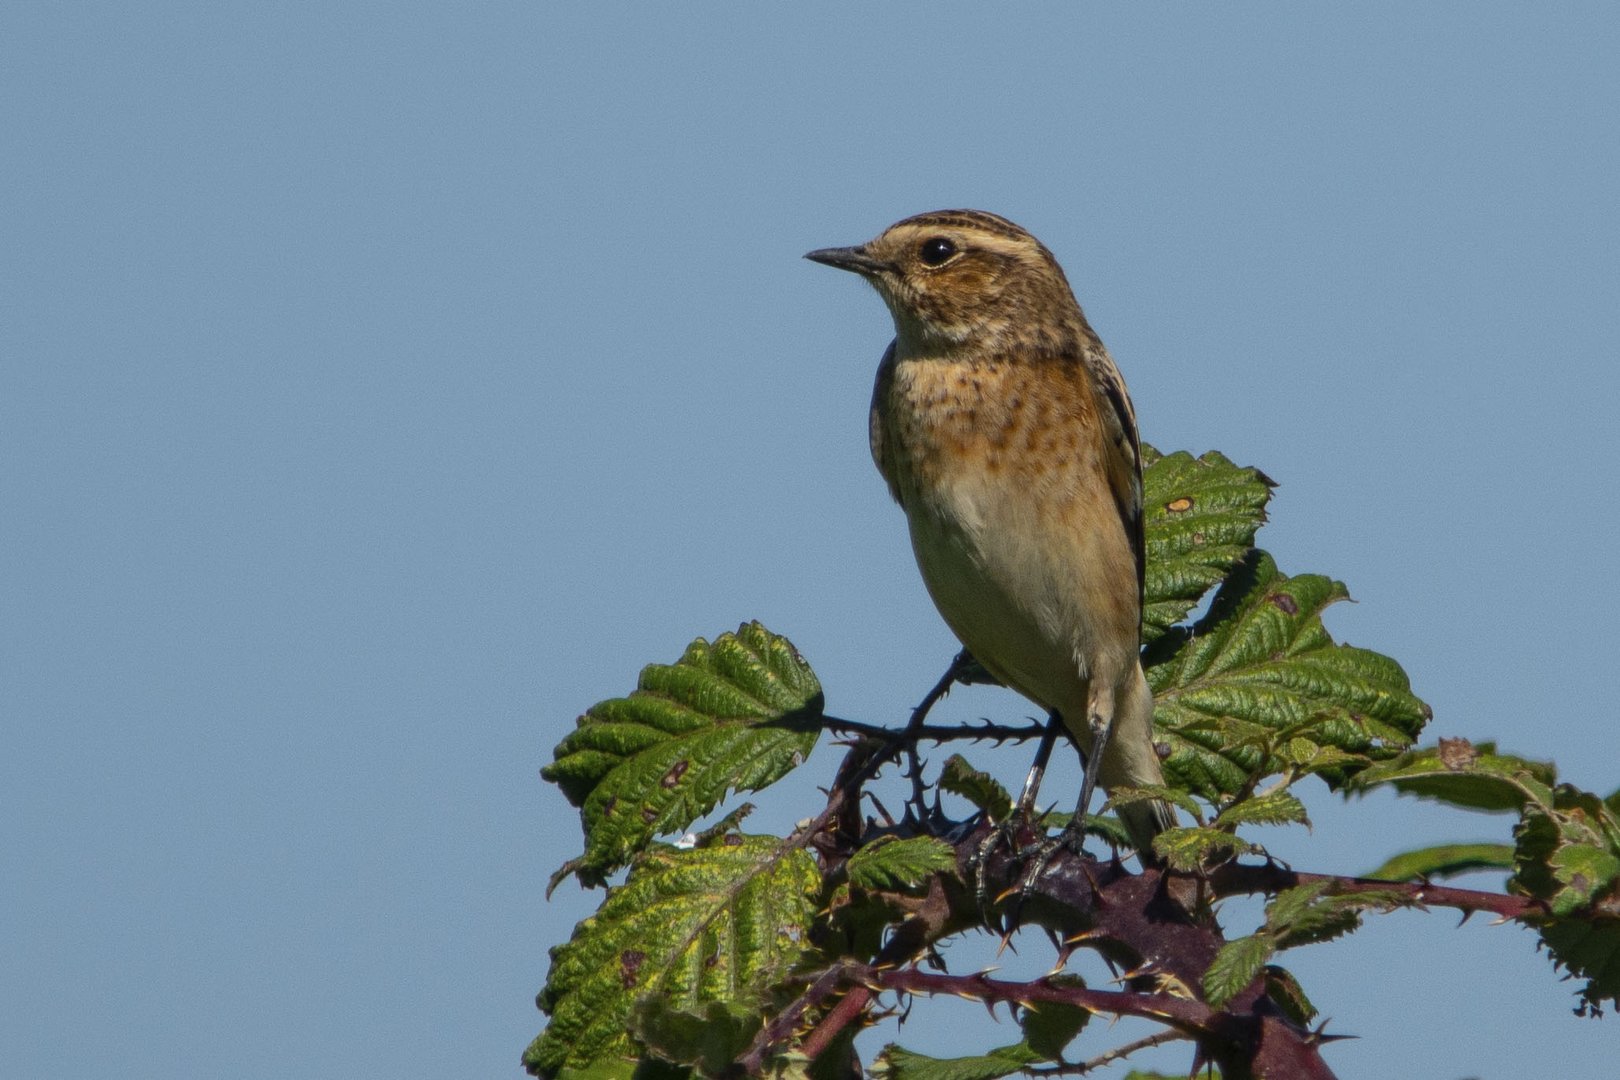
left=1008, top=686, right=1119, bottom=913
left=970, top=711, right=1061, bottom=915
left=1014, top=714, right=1061, bottom=811
left=1063, top=702, right=1114, bottom=853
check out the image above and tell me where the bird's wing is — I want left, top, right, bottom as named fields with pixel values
left=868, top=340, right=902, bottom=503
left=1085, top=348, right=1146, bottom=622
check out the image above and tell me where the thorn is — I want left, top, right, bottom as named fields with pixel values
left=1308, top=1016, right=1358, bottom=1044
left=1151, top=974, right=1196, bottom=1000
left=1112, top=961, right=1157, bottom=984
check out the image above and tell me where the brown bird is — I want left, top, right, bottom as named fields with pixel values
left=806, top=209, right=1175, bottom=856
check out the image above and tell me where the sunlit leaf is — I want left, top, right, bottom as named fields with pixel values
left=1214, top=790, right=1310, bottom=830
left=545, top=623, right=822, bottom=889
left=525, top=836, right=820, bottom=1078
left=846, top=836, right=957, bottom=891
left=1140, top=447, right=1274, bottom=644
left=1352, top=739, right=1556, bottom=814
left=871, top=1042, right=1044, bottom=1080
left=1363, top=842, right=1514, bottom=882
left=1152, top=826, right=1246, bottom=871
left=1146, top=551, right=1428, bottom=800
left=1204, top=933, right=1272, bottom=1007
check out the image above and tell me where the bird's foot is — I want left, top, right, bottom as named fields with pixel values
left=967, top=813, right=1093, bottom=939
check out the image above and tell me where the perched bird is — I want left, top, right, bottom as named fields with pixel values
left=806, top=209, right=1175, bottom=856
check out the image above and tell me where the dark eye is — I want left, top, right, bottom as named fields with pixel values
left=918, top=236, right=957, bottom=266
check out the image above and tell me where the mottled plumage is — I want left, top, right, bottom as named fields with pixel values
left=808, top=209, right=1174, bottom=853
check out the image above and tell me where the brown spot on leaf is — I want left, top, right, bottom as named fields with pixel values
left=1191, top=531, right=1207, bottom=545
left=723, top=833, right=743, bottom=846
left=619, top=949, right=645, bottom=988
left=1438, top=736, right=1477, bottom=771
left=661, top=760, right=689, bottom=788
left=1166, top=496, right=1194, bottom=513
left=641, top=806, right=659, bottom=823
left=601, top=796, right=617, bottom=818
left=1269, top=593, right=1299, bottom=616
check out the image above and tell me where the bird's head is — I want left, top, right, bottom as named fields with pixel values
left=805, top=209, right=1085, bottom=357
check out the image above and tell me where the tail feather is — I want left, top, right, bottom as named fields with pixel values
left=1116, top=797, right=1176, bottom=863
left=1103, top=664, right=1176, bottom=861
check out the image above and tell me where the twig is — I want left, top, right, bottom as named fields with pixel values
left=737, top=965, right=848, bottom=1076
left=849, top=963, right=1215, bottom=1032
left=1210, top=861, right=1550, bottom=921
left=821, top=715, right=1048, bottom=744
left=1026, top=1029, right=1189, bottom=1075
left=797, top=981, right=874, bottom=1064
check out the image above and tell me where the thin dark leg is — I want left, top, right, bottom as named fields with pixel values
left=1001, top=713, right=1118, bottom=927
left=1066, top=711, right=1114, bottom=849
left=1014, top=712, right=1061, bottom=812
left=973, top=711, right=1063, bottom=916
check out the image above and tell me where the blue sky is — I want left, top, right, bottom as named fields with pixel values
left=5, top=4, right=1618, bottom=1077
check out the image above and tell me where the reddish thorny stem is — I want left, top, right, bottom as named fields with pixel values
left=736, top=705, right=1562, bottom=1080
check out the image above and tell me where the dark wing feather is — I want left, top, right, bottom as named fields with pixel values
left=1087, top=351, right=1146, bottom=627
left=868, top=341, right=902, bottom=503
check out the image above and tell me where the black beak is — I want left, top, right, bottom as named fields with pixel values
left=804, top=245, right=890, bottom=276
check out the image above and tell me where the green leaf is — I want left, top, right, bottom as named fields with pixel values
left=1108, top=783, right=1204, bottom=822
left=1262, top=883, right=1356, bottom=949
left=846, top=836, right=957, bottom=891
left=1145, top=551, right=1429, bottom=800
left=1018, top=975, right=1090, bottom=1057
left=1352, top=740, right=1557, bottom=814
left=1363, top=737, right=1620, bottom=1010
left=1214, top=790, right=1310, bottom=830
left=1140, top=447, right=1274, bottom=645
left=1514, top=788, right=1620, bottom=918
left=872, top=1043, right=1045, bottom=1080
left=1539, top=915, right=1620, bottom=1016
left=1204, top=933, right=1273, bottom=1007
left=551, top=1062, right=647, bottom=1080
left=1152, top=826, right=1246, bottom=871
left=1261, top=882, right=1408, bottom=951
left=1547, top=844, right=1620, bottom=912
left=525, top=836, right=820, bottom=1079
left=545, top=623, right=823, bottom=889
left=1263, top=880, right=1334, bottom=930
left=938, top=754, right=1014, bottom=823
left=630, top=998, right=761, bottom=1078
left=1042, top=810, right=1135, bottom=850
left=1262, top=965, right=1318, bottom=1026
left=1364, top=842, right=1515, bottom=882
